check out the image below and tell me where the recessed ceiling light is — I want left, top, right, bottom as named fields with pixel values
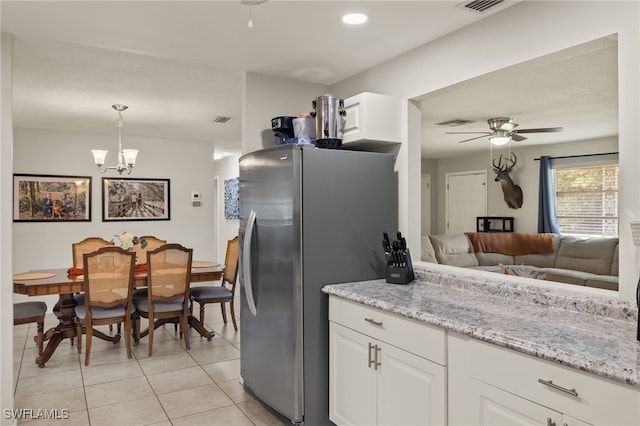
left=342, top=13, right=368, bottom=25
left=213, top=152, right=225, bottom=160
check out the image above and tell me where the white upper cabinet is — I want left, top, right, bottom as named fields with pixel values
left=342, top=92, right=403, bottom=147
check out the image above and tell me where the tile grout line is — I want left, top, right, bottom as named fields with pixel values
left=14, top=317, right=265, bottom=425
left=12, top=324, right=29, bottom=397
left=131, top=336, right=173, bottom=426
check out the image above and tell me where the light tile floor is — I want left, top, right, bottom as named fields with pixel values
left=13, top=302, right=287, bottom=426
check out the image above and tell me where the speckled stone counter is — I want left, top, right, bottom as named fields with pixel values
left=322, top=264, right=640, bottom=388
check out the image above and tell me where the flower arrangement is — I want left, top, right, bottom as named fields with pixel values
left=113, top=231, right=148, bottom=251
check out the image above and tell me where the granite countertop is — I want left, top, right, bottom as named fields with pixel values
left=322, top=265, right=640, bottom=388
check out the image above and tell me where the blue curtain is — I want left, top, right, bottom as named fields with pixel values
left=538, top=156, right=559, bottom=233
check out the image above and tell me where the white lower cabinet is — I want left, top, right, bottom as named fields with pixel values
left=329, top=297, right=446, bottom=426
left=448, top=332, right=639, bottom=426
left=329, top=297, right=640, bottom=426
left=329, top=322, right=377, bottom=425
left=466, top=377, right=592, bottom=426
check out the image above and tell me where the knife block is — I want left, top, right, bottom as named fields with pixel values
left=385, top=249, right=415, bottom=285
left=386, top=266, right=412, bottom=284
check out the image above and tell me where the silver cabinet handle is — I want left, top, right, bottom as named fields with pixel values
left=538, top=379, right=579, bottom=397
left=364, top=318, right=383, bottom=327
left=243, top=210, right=258, bottom=316
left=374, top=345, right=381, bottom=370
left=546, top=417, right=556, bottom=426
left=368, top=343, right=375, bottom=368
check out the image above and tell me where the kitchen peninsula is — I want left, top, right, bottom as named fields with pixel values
left=323, top=264, right=640, bottom=426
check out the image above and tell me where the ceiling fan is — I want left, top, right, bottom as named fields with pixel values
left=447, top=117, right=563, bottom=145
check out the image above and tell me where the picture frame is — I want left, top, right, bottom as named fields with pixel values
left=224, top=176, right=240, bottom=219
left=102, top=177, right=170, bottom=222
left=13, top=174, right=91, bottom=222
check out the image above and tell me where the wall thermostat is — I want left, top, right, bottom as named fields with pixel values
left=191, top=192, right=201, bottom=207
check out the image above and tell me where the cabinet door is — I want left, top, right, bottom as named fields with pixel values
left=469, top=379, right=560, bottom=426
left=561, top=414, right=593, bottom=426
left=377, top=342, right=446, bottom=426
left=329, top=322, right=377, bottom=426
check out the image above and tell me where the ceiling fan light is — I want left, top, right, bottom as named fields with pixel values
left=342, top=13, right=368, bottom=25
left=490, top=136, right=510, bottom=145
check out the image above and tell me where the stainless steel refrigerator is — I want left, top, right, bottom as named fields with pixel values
left=239, top=144, right=396, bottom=426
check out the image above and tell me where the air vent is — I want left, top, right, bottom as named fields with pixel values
left=212, top=116, right=231, bottom=123
left=458, top=0, right=505, bottom=13
left=436, top=119, right=475, bottom=127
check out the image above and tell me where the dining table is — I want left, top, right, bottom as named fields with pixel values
left=13, top=262, right=224, bottom=367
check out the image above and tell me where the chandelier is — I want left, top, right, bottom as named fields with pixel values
left=92, top=104, right=138, bottom=174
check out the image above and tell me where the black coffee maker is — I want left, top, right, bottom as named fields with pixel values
left=271, top=116, right=296, bottom=144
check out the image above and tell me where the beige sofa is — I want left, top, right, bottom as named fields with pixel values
left=421, top=233, right=619, bottom=291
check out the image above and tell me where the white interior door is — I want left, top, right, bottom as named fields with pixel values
left=446, top=171, right=486, bottom=235
left=421, top=174, right=431, bottom=236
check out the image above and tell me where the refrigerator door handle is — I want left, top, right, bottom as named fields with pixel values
left=243, top=209, right=258, bottom=316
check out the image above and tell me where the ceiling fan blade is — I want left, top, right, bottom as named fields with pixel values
left=514, top=127, right=563, bottom=134
left=499, top=121, right=518, bottom=131
left=446, top=131, right=491, bottom=135
left=457, top=134, right=491, bottom=144
left=510, top=133, right=527, bottom=142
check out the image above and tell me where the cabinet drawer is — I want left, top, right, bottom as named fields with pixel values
left=329, top=296, right=446, bottom=365
left=449, top=333, right=640, bottom=425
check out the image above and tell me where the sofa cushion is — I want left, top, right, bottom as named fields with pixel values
left=610, top=243, right=619, bottom=276
left=514, top=234, right=561, bottom=268
left=429, top=234, right=478, bottom=268
left=536, top=267, right=590, bottom=286
left=476, top=252, right=514, bottom=266
left=421, top=235, right=438, bottom=263
left=585, top=275, right=618, bottom=291
left=554, top=236, right=618, bottom=275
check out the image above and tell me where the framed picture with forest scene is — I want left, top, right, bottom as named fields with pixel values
left=102, top=177, right=170, bottom=221
left=13, top=174, right=91, bottom=222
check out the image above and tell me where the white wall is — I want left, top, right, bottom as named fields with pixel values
left=243, top=72, right=328, bottom=154
left=331, top=1, right=639, bottom=301
left=12, top=127, right=218, bottom=306
left=1, top=32, right=15, bottom=426
left=433, top=138, right=618, bottom=234
left=215, top=154, right=241, bottom=257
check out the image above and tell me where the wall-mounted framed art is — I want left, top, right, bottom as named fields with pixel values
left=224, top=176, right=240, bottom=219
left=13, top=174, right=91, bottom=222
left=102, top=177, right=170, bottom=222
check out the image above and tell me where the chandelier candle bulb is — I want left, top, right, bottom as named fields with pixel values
left=92, top=104, right=138, bottom=175
left=91, top=150, right=108, bottom=166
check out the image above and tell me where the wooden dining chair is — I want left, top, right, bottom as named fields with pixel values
left=72, top=237, right=116, bottom=340
left=131, top=236, right=166, bottom=264
left=75, top=246, right=136, bottom=366
left=131, top=236, right=167, bottom=306
left=14, top=301, right=47, bottom=359
left=72, top=237, right=114, bottom=268
left=190, top=237, right=239, bottom=332
left=133, top=243, right=193, bottom=356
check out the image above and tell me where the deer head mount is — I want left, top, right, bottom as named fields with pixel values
left=492, top=152, right=523, bottom=209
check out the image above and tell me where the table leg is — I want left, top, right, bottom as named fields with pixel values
left=36, top=294, right=77, bottom=367
left=35, top=293, right=122, bottom=366
left=134, top=316, right=215, bottom=341
left=188, top=315, right=215, bottom=341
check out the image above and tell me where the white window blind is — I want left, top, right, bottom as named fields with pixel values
left=553, top=164, right=618, bottom=238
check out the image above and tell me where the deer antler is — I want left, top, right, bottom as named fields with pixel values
left=504, top=152, right=517, bottom=173
left=493, top=152, right=518, bottom=173
left=492, top=154, right=506, bottom=172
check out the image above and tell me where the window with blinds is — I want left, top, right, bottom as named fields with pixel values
left=553, top=164, right=618, bottom=237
